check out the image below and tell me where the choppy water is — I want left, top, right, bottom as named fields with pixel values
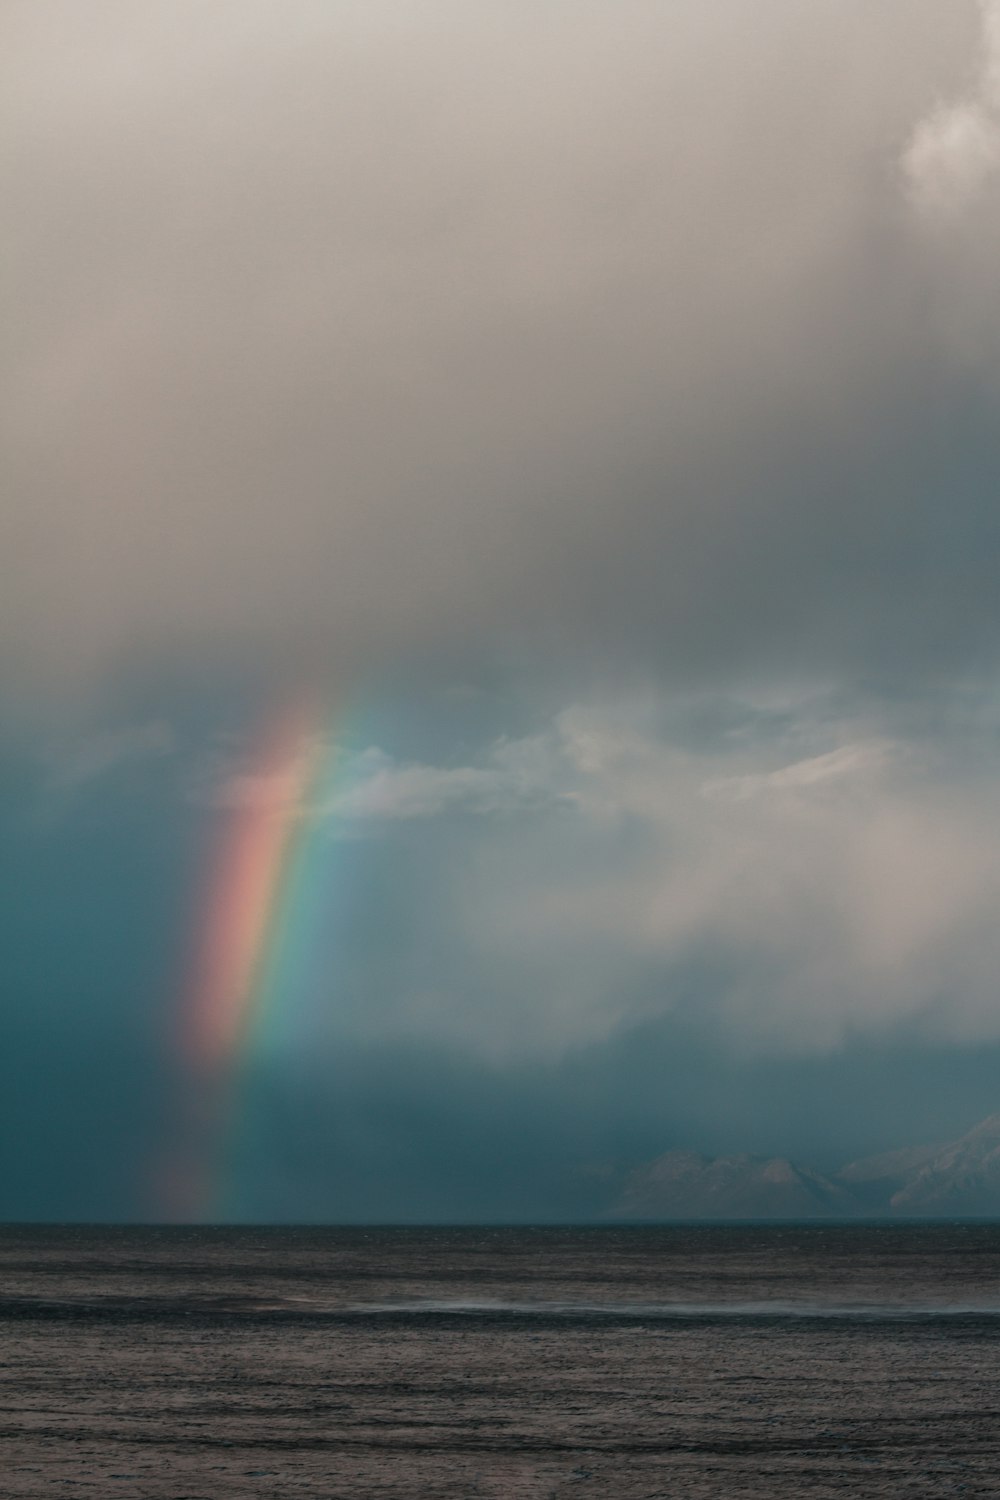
left=3, top=1223, right=1000, bottom=1496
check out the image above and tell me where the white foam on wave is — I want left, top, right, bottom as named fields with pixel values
left=337, top=1297, right=1000, bottom=1321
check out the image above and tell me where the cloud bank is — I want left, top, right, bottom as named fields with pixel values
left=165, top=692, right=1000, bottom=1061
left=441, top=708, right=1000, bottom=1056
left=4, top=0, right=1000, bottom=696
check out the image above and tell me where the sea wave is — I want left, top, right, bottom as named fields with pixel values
left=4, top=1291, right=1000, bottom=1323
left=341, top=1297, right=1000, bottom=1321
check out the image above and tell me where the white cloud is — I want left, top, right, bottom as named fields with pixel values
left=195, top=729, right=566, bottom=823
left=904, top=100, right=1000, bottom=217
left=403, top=700, right=1000, bottom=1058
left=701, top=740, right=894, bottom=802
left=327, top=739, right=560, bottom=822
left=903, top=1, right=1000, bottom=217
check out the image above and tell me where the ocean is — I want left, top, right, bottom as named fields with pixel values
left=2, top=1223, right=999, bottom=1497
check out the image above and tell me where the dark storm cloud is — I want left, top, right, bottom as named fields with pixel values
left=5, top=0, right=999, bottom=694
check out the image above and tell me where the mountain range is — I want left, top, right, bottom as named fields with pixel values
left=610, top=1113, right=1000, bottom=1219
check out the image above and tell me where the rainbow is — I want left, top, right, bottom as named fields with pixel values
left=162, top=697, right=340, bottom=1220
left=183, top=700, right=323, bottom=1070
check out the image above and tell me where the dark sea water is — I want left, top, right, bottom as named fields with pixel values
left=3, top=1224, right=1000, bottom=1497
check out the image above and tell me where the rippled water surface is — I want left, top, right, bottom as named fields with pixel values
left=3, top=1223, right=1000, bottom=1496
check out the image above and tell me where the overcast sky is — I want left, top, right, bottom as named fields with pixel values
left=5, top=1, right=1000, bottom=1219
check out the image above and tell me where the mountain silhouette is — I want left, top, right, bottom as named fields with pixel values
left=613, top=1149, right=859, bottom=1219
left=839, top=1113, right=1000, bottom=1216
left=611, top=1115, right=1000, bottom=1219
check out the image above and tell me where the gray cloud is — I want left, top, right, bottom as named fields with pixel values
left=367, top=696, right=1000, bottom=1060
left=5, top=1, right=998, bottom=697
left=155, top=692, right=1000, bottom=1064
left=44, top=680, right=1000, bottom=1062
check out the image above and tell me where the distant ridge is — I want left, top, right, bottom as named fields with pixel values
left=613, top=1149, right=859, bottom=1220
left=839, top=1113, right=1000, bottom=1217
left=611, top=1114, right=1000, bottom=1219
